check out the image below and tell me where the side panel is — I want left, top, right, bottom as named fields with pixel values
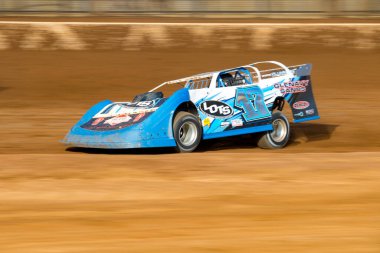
left=283, top=64, right=320, bottom=122
left=188, top=63, right=320, bottom=140
left=190, top=85, right=273, bottom=140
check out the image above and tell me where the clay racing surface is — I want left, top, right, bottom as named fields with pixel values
left=0, top=21, right=380, bottom=252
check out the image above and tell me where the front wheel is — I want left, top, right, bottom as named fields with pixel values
left=173, top=112, right=202, bottom=153
left=257, top=112, right=290, bottom=149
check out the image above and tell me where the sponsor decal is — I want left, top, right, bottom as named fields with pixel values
left=123, top=101, right=154, bottom=108
left=293, top=101, right=310, bottom=110
left=104, top=114, right=132, bottom=126
left=202, top=117, right=211, bottom=127
left=96, top=105, right=159, bottom=118
left=133, top=112, right=145, bottom=122
left=271, top=70, right=286, bottom=77
left=294, top=112, right=304, bottom=117
left=91, top=117, right=104, bottom=126
left=81, top=98, right=168, bottom=131
left=199, top=100, right=234, bottom=119
left=306, top=109, right=315, bottom=115
left=274, top=80, right=309, bottom=94
left=95, top=98, right=166, bottom=119
left=82, top=111, right=155, bottom=131
left=135, top=108, right=157, bottom=113
left=271, top=69, right=296, bottom=77
left=231, top=119, right=243, bottom=127
left=221, top=122, right=230, bottom=127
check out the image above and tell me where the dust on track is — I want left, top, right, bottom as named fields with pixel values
left=0, top=24, right=380, bottom=252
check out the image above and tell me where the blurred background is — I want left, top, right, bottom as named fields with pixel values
left=0, top=0, right=380, bottom=18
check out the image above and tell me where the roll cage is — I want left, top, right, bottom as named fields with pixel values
left=149, top=61, right=300, bottom=93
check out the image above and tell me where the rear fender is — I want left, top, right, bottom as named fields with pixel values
left=283, top=64, right=320, bottom=123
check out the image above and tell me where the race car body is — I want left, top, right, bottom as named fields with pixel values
left=64, top=61, right=320, bottom=152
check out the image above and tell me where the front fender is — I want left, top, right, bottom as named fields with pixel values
left=63, top=89, right=191, bottom=149
left=139, top=88, right=191, bottom=141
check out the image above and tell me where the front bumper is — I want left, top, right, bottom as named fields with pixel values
left=63, top=124, right=176, bottom=149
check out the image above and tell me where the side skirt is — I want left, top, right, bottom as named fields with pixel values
left=203, top=124, right=273, bottom=140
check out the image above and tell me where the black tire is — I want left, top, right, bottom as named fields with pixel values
left=173, top=112, right=202, bottom=153
left=133, top=91, right=163, bottom=103
left=257, top=112, right=290, bottom=149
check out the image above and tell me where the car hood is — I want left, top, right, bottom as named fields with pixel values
left=80, top=98, right=167, bottom=131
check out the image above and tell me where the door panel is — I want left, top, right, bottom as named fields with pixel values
left=235, top=86, right=271, bottom=122
left=190, top=85, right=271, bottom=136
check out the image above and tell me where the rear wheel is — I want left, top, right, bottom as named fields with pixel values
left=257, top=112, right=290, bottom=149
left=173, top=112, right=202, bottom=153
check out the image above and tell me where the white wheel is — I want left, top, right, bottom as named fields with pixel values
left=270, top=118, right=288, bottom=143
left=257, top=112, right=290, bottom=149
left=178, top=121, right=198, bottom=147
left=173, top=112, right=202, bottom=152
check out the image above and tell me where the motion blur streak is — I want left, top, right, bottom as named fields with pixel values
left=0, top=0, right=380, bottom=17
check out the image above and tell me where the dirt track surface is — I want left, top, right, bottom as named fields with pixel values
left=1, top=152, right=380, bottom=253
left=0, top=21, right=380, bottom=252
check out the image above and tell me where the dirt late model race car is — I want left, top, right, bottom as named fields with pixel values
left=64, top=61, right=319, bottom=152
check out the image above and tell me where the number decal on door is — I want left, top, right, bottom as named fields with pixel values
left=235, top=86, right=271, bottom=122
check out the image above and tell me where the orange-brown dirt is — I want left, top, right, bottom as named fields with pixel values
left=0, top=26, right=380, bottom=252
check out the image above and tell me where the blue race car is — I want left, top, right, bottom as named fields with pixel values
left=64, top=61, right=319, bottom=152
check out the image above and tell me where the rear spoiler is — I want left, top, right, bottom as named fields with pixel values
left=284, top=64, right=320, bottom=123
left=248, top=62, right=319, bottom=123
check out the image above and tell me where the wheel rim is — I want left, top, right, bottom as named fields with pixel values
left=270, top=118, right=287, bottom=143
left=179, top=122, right=198, bottom=146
